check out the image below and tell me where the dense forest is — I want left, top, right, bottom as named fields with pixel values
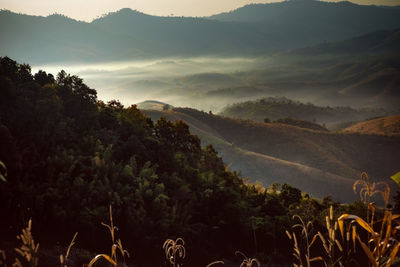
left=0, top=57, right=398, bottom=266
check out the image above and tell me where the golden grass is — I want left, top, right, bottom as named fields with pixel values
left=163, top=238, right=186, bottom=267
left=353, top=172, right=390, bottom=207
left=14, top=219, right=40, bottom=267
left=88, top=205, right=129, bottom=267
left=0, top=160, right=7, bottom=182
left=206, top=260, right=225, bottom=267
left=286, top=215, right=323, bottom=267
left=235, top=251, right=260, bottom=267
left=287, top=172, right=400, bottom=267
left=60, top=232, right=78, bottom=267
left=338, top=208, right=400, bottom=267
left=343, top=115, right=400, bottom=136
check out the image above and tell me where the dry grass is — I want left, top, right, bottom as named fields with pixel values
left=286, top=215, right=323, bottom=267
left=0, top=160, right=7, bottom=182
left=235, top=251, right=260, bottom=267
left=353, top=172, right=390, bottom=207
left=60, top=232, right=78, bottom=267
left=163, top=238, right=186, bottom=267
left=338, top=208, right=400, bottom=267
left=14, top=219, right=40, bottom=267
left=206, top=260, right=225, bottom=267
left=0, top=206, right=261, bottom=267
left=88, top=205, right=129, bottom=267
left=287, top=172, right=400, bottom=267
left=343, top=115, right=400, bottom=136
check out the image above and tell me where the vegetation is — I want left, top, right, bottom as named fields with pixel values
left=272, top=117, right=328, bottom=132
left=343, top=115, right=400, bottom=136
left=1, top=56, right=399, bottom=266
left=0, top=56, right=335, bottom=266
left=145, top=107, right=400, bottom=203
left=4, top=172, right=400, bottom=266
left=286, top=173, right=400, bottom=267
left=220, top=97, right=390, bottom=127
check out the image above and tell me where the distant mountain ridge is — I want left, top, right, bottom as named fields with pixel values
left=208, top=0, right=400, bottom=48
left=290, top=28, right=400, bottom=55
left=1, top=0, right=400, bottom=63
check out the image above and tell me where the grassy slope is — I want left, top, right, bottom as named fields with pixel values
left=343, top=115, right=400, bottom=135
left=136, top=100, right=171, bottom=111
left=143, top=108, right=400, bottom=202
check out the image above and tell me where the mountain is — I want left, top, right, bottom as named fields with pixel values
left=142, top=107, right=400, bottom=202
left=209, top=0, right=400, bottom=48
left=342, top=115, right=400, bottom=135
left=290, top=28, right=400, bottom=55
left=0, top=11, right=150, bottom=63
left=0, top=9, right=269, bottom=63
left=2, top=0, right=400, bottom=63
left=90, top=8, right=269, bottom=56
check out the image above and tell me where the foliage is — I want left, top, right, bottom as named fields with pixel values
left=0, top=57, right=311, bottom=265
left=287, top=174, right=400, bottom=267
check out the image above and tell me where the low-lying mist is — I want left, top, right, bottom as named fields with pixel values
left=32, top=56, right=264, bottom=111
left=32, top=54, right=400, bottom=114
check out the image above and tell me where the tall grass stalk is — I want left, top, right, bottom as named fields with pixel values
left=286, top=215, right=322, bottom=267
left=60, top=232, right=78, bottom=267
left=88, top=205, right=129, bottom=267
left=235, top=251, right=260, bottom=267
left=163, top=238, right=186, bottom=267
left=14, top=219, right=39, bottom=267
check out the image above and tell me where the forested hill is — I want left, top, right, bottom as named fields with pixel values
left=0, top=56, right=332, bottom=266
left=220, top=97, right=391, bottom=127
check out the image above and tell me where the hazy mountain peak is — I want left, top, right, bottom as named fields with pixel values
left=46, top=13, right=77, bottom=22
left=92, top=8, right=151, bottom=23
left=114, top=8, right=146, bottom=16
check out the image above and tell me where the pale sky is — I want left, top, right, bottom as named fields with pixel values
left=1, top=0, right=399, bottom=22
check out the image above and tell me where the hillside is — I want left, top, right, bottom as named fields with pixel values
left=343, top=115, right=400, bottom=135
left=2, top=0, right=400, bottom=63
left=290, top=28, right=400, bottom=55
left=136, top=100, right=172, bottom=111
left=219, top=97, right=391, bottom=128
left=142, top=107, right=400, bottom=202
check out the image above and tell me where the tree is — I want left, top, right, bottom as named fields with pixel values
left=280, top=183, right=302, bottom=207
left=34, top=70, right=55, bottom=86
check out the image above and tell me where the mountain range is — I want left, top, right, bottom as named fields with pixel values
left=1, top=0, right=400, bottom=63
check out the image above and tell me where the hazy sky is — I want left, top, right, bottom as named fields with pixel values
left=1, top=0, right=399, bottom=21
